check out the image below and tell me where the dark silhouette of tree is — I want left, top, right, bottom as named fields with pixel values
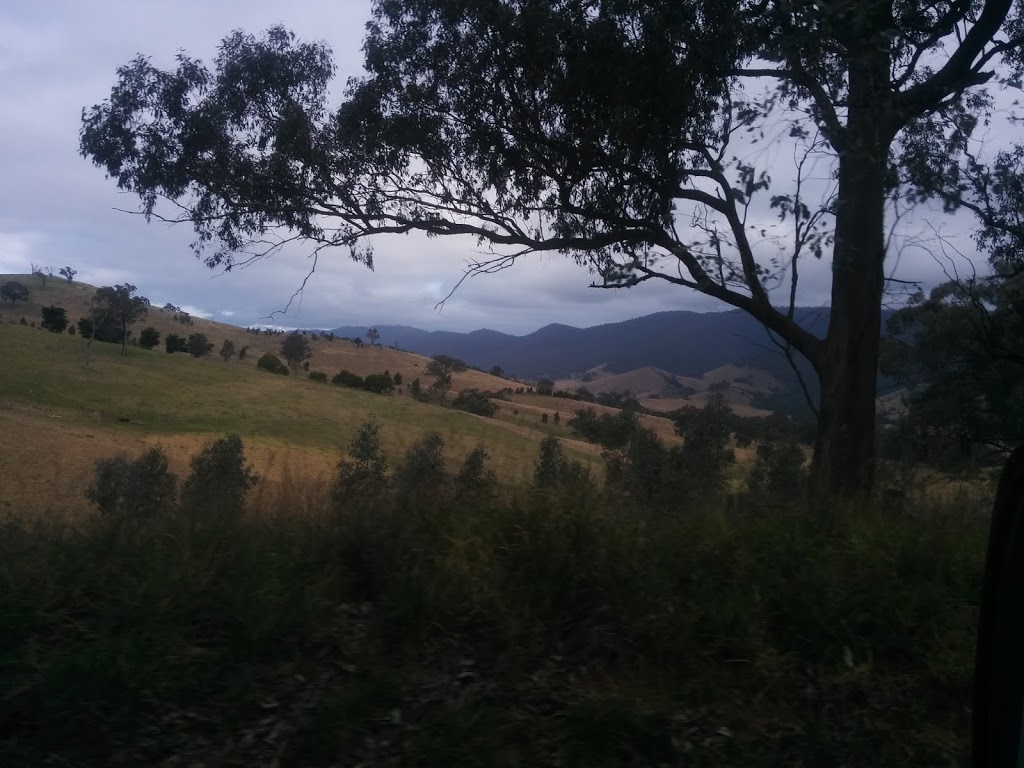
left=91, top=284, right=149, bottom=355
left=489, top=365, right=504, bottom=378
left=1, top=281, right=29, bottom=307
left=165, top=334, right=188, bottom=354
left=219, top=338, right=236, bottom=362
left=40, top=305, right=68, bottom=333
left=138, top=326, right=161, bottom=350
left=280, top=332, right=312, bottom=371
left=367, top=327, right=380, bottom=346
left=77, top=317, right=94, bottom=339
left=79, top=6, right=1024, bottom=496
left=59, top=266, right=77, bottom=283
left=187, top=333, right=214, bottom=357
left=30, top=262, right=47, bottom=286
left=426, top=354, right=467, bottom=403
left=536, top=378, right=555, bottom=396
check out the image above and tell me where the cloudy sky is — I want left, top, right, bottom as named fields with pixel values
left=0, top=1, right=987, bottom=334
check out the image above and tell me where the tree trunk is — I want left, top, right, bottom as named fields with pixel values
left=808, top=50, right=893, bottom=500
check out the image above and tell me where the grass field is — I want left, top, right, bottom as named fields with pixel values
left=0, top=323, right=602, bottom=518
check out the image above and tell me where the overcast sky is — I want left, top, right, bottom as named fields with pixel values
left=0, top=0, right=987, bottom=334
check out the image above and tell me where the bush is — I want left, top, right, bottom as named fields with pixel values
left=363, top=372, right=395, bottom=394
left=257, top=353, right=289, bottom=375
left=41, top=305, right=69, bottom=333
left=187, top=333, right=214, bottom=358
left=541, top=413, right=549, bottom=424
left=410, top=377, right=422, bottom=399
left=333, top=420, right=388, bottom=507
left=455, top=446, right=498, bottom=501
left=180, top=435, right=259, bottom=521
left=452, top=389, right=498, bottom=417
left=85, top=447, right=177, bottom=521
left=394, top=432, right=449, bottom=505
left=533, top=436, right=591, bottom=491
left=165, top=333, right=188, bottom=354
left=138, top=326, right=160, bottom=349
left=393, top=372, right=403, bottom=385
left=239, top=344, right=250, bottom=360
left=332, top=369, right=364, bottom=388
left=308, top=371, right=328, bottom=383
left=747, top=440, right=807, bottom=501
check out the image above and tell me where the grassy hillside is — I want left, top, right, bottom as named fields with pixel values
left=0, top=323, right=601, bottom=518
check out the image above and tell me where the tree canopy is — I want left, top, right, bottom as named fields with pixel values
left=1, top=281, right=29, bottom=307
left=91, top=284, right=149, bottom=354
left=79, top=1, right=1024, bottom=496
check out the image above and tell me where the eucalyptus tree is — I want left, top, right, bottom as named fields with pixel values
left=79, top=1, right=1024, bottom=496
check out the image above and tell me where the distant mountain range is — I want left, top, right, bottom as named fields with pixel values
left=333, top=307, right=899, bottom=416
left=334, top=308, right=839, bottom=378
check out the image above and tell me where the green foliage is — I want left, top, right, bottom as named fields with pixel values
left=452, top=389, right=497, bottom=417
left=747, top=440, right=807, bottom=501
left=85, top=446, right=177, bottom=521
left=454, top=445, right=498, bottom=501
left=1, top=280, right=29, bottom=307
left=91, top=284, right=149, bottom=355
left=568, top=407, right=639, bottom=449
left=363, top=372, right=394, bottom=394
left=187, top=333, right=214, bottom=358
left=392, top=371, right=403, bottom=386
left=426, top=355, right=467, bottom=403
left=394, top=432, right=450, bottom=505
left=533, top=435, right=590, bottom=491
left=332, top=419, right=388, bottom=507
left=257, top=353, right=289, bottom=375
left=76, top=316, right=94, bottom=339
left=180, top=434, right=258, bottom=521
left=238, top=344, right=250, bottom=360
left=165, top=333, right=188, bottom=354
left=410, top=377, right=422, bottom=399
left=332, top=369, right=364, bottom=388
left=40, top=305, right=68, bottom=334
left=59, top=266, right=77, bottom=282
left=308, top=370, right=328, bottom=383
left=219, top=338, right=236, bottom=362
left=280, top=332, right=312, bottom=371
left=138, top=326, right=160, bottom=350
left=671, top=394, right=736, bottom=498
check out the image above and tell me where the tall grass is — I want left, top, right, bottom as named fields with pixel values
left=0, top=474, right=986, bottom=766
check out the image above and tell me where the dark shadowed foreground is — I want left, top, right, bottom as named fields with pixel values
left=1, top=435, right=984, bottom=766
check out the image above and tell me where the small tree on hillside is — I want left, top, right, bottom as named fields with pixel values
left=333, top=419, right=389, bottom=507
left=1, top=281, right=29, bottom=307
left=280, top=331, right=311, bottom=372
left=86, top=447, right=177, bottom=521
left=138, top=326, right=160, bottom=349
left=187, top=333, right=214, bottom=357
left=536, top=378, right=555, bottom=396
left=76, top=316, right=94, bottom=338
left=165, top=333, right=188, bottom=353
left=59, top=266, right=77, bottom=283
left=367, top=327, right=380, bottom=346
left=91, top=284, right=149, bottom=355
left=219, top=338, right=236, bottom=362
left=180, top=434, right=258, bottom=521
left=40, top=305, right=68, bottom=334
left=489, top=365, right=504, bottom=378
left=426, top=354, right=467, bottom=404
left=410, top=377, right=422, bottom=400
left=30, top=262, right=47, bottom=286
left=239, top=344, right=249, bottom=360
left=395, top=432, right=450, bottom=505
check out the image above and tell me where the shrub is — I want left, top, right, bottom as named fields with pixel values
left=393, top=372, right=403, bottom=386
left=68, top=325, right=76, bottom=336
left=553, top=411, right=561, bottom=424
left=187, top=333, right=214, bottom=358
left=280, top=332, right=312, bottom=372
left=85, top=447, right=177, bottom=521
left=41, top=305, right=69, bottom=333
left=455, top=446, right=498, bottom=501
left=333, top=420, right=388, bottom=506
left=138, top=326, right=160, bottom=349
left=533, top=436, right=591, bottom=491
left=332, top=369, right=364, bottom=388
left=452, top=389, right=497, bottom=417
left=568, top=407, right=640, bottom=449
left=410, top=378, right=422, bottom=399
left=238, top=344, right=250, bottom=360
left=747, top=440, right=807, bottom=501
left=257, top=353, right=289, bottom=375
left=395, top=432, right=450, bottom=505
left=180, top=435, right=259, bottom=521
left=541, top=413, right=549, bottom=424
left=165, top=334, right=188, bottom=354
left=308, top=371, right=328, bottom=383
left=219, top=338, right=236, bottom=362
left=363, top=372, right=395, bottom=394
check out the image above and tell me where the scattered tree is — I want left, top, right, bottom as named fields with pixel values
left=257, top=353, right=289, bottom=375
left=333, top=419, right=389, bottom=507
left=85, top=447, right=177, bottom=521
left=239, top=344, right=250, bottom=360
left=393, top=371, right=403, bottom=386
left=280, top=331, right=312, bottom=372
left=138, top=326, right=161, bottom=350
left=426, top=354, right=467, bottom=403
left=59, top=266, right=77, bottom=283
left=367, top=327, right=380, bottom=346
left=68, top=324, right=76, bottom=336
left=332, top=369, right=364, bottom=388
left=77, top=317, right=94, bottom=339
left=219, top=338, right=236, bottom=362
left=308, top=370, right=328, bottom=382
left=40, top=305, right=68, bottom=334
left=541, top=413, right=549, bottom=424
left=363, top=372, right=395, bottom=394
left=455, top=446, right=498, bottom=501
left=91, top=284, right=149, bottom=355
left=536, top=378, right=555, bottom=396
left=394, top=432, right=449, bottom=505
left=165, top=333, right=188, bottom=354
left=30, top=262, right=47, bottom=286
left=187, top=333, right=214, bottom=357
left=489, top=365, right=504, bottom=378
left=452, top=389, right=498, bottom=417
left=1, top=281, right=29, bottom=307
left=410, top=377, right=422, bottom=400
left=180, top=434, right=259, bottom=521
